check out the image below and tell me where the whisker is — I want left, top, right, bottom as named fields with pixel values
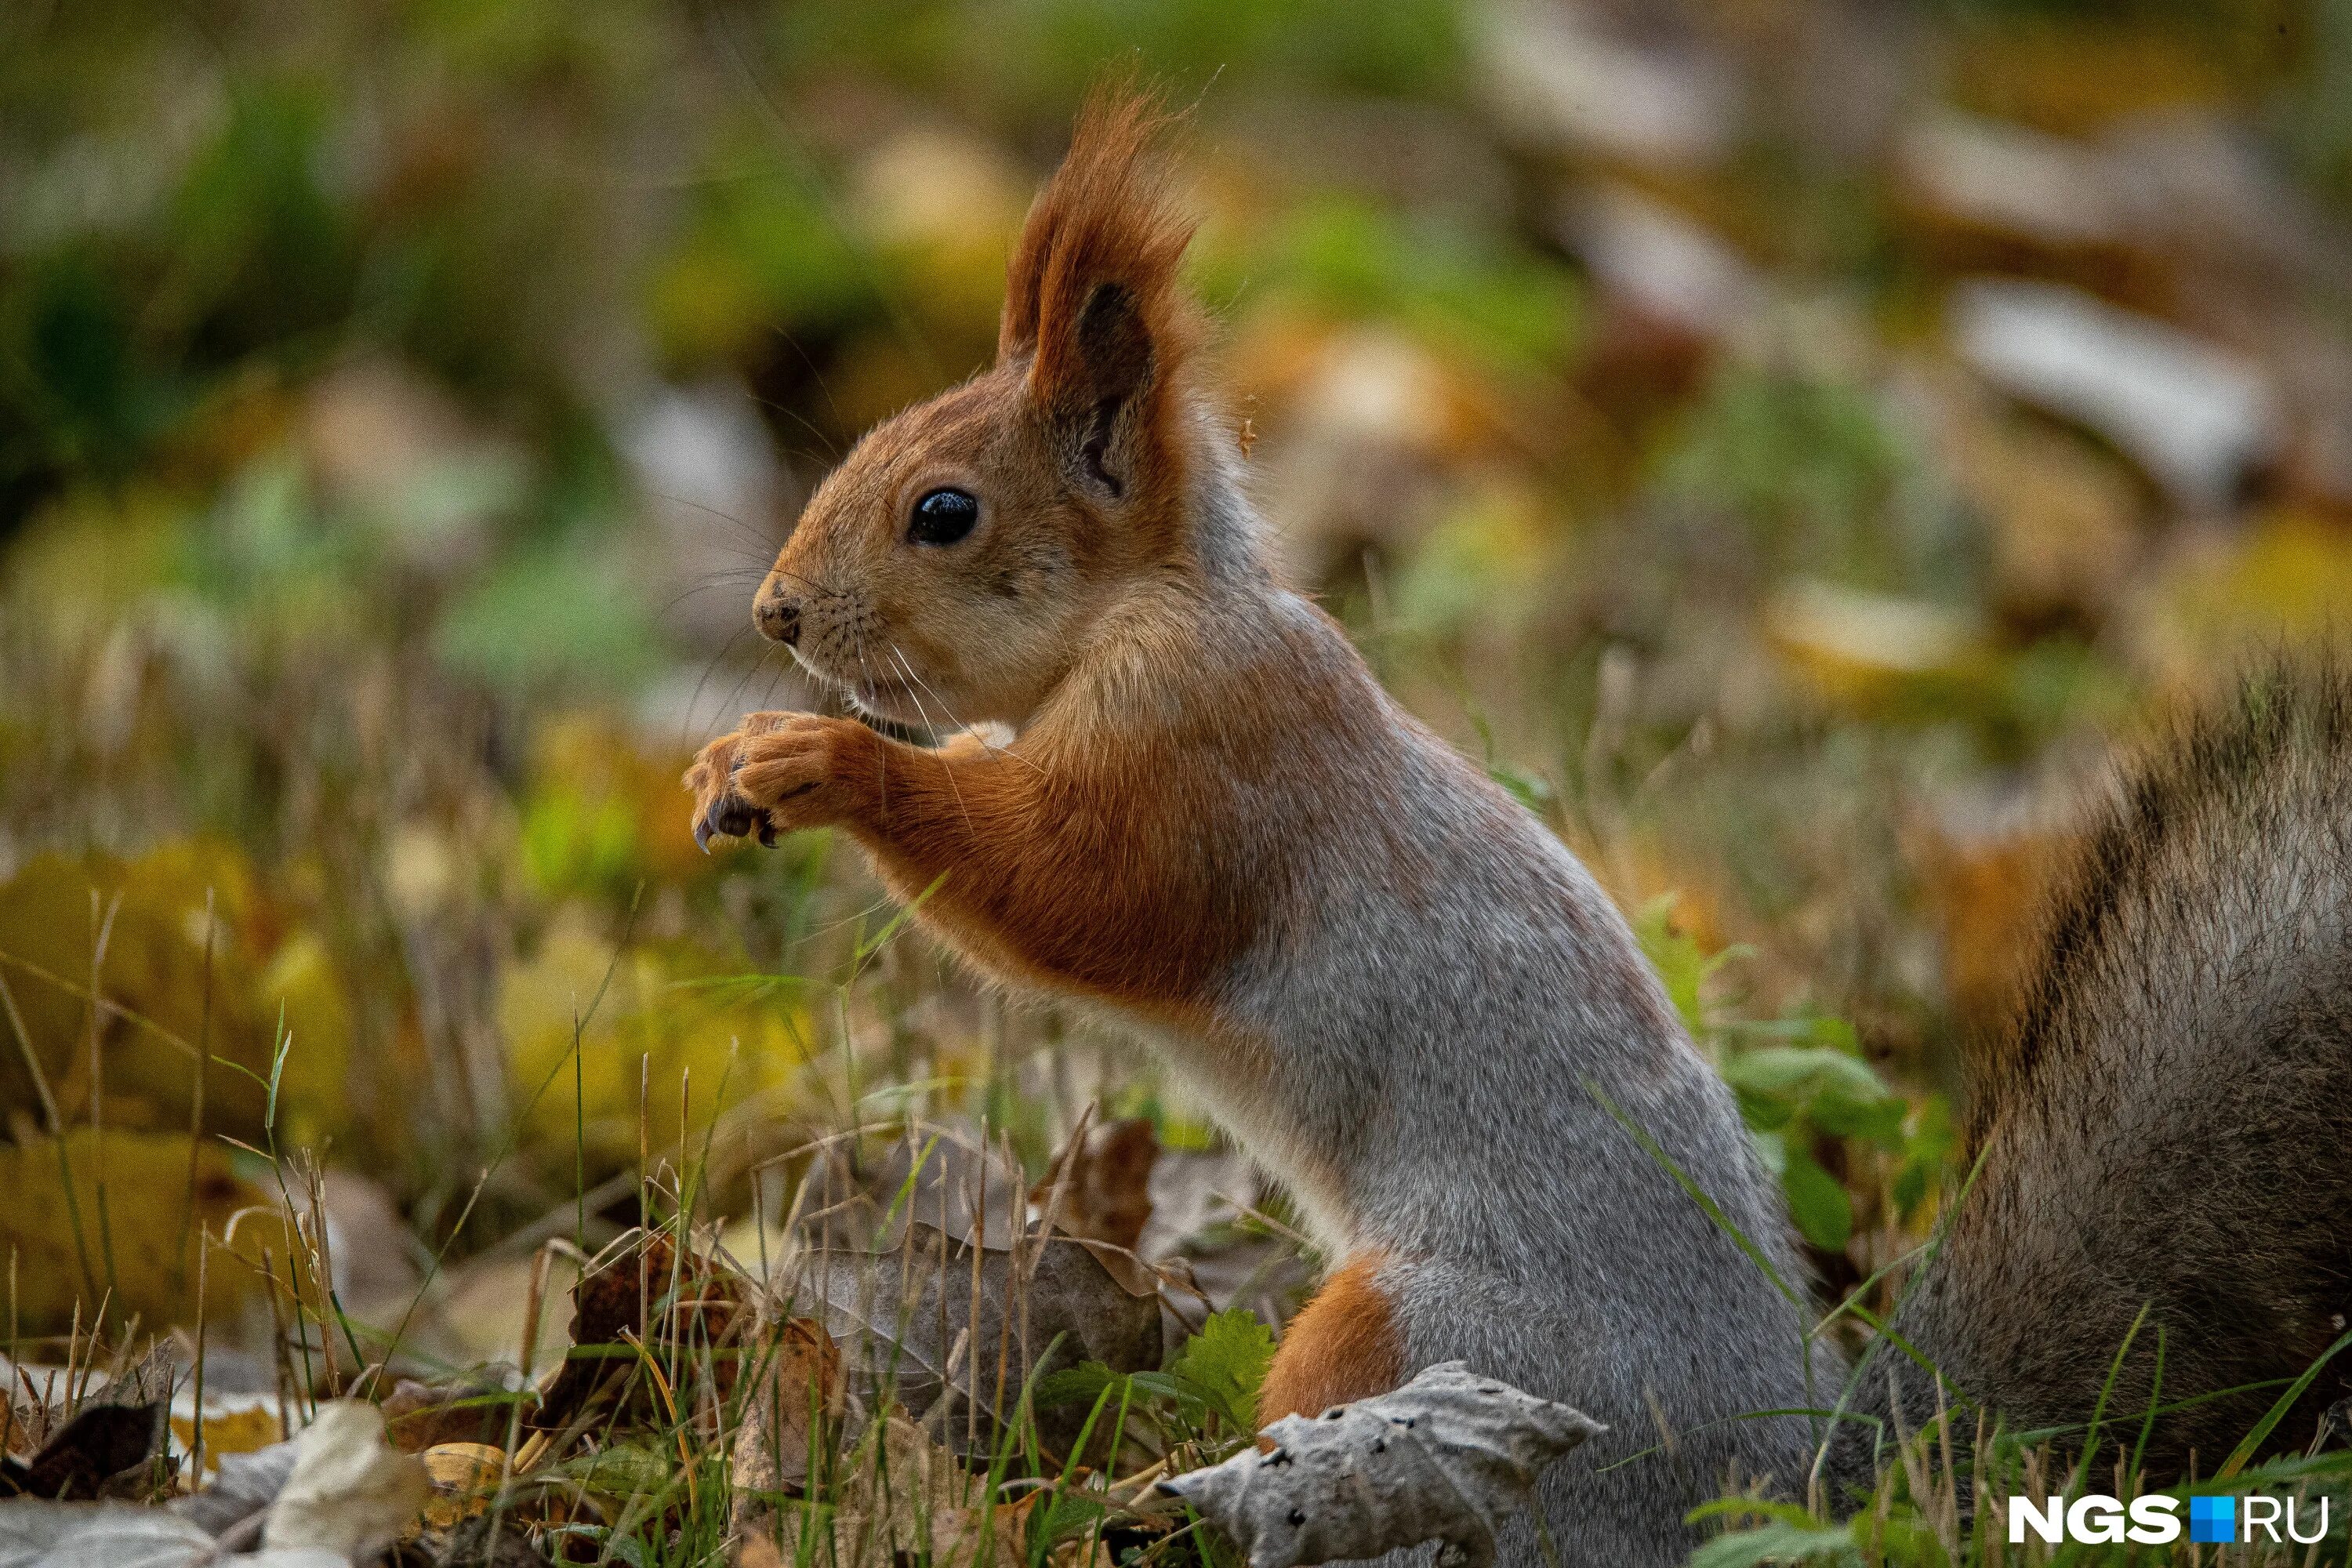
left=644, top=489, right=786, bottom=559
left=753, top=655, right=790, bottom=715
left=654, top=575, right=768, bottom=624
left=848, top=632, right=895, bottom=808
left=678, top=623, right=760, bottom=751
left=711, top=642, right=786, bottom=736
left=749, top=391, right=846, bottom=466
left=888, top=647, right=978, bottom=839
left=892, top=641, right=1047, bottom=780
left=764, top=564, right=851, bottom=601
left=762, top=333, right=850, bottom=453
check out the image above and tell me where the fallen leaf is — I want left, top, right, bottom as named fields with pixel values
left=260, top=1400, right=430, bottom=1559
left=1138, top=1148, right=1260, bottom=1261
left=857, top=1131, right=1031, bottom=1250
left=1947, top=411, right=2143, bottom=622
left=1895, top=113, right=2131, bottom=256
left=2129, top=510, right=2352, bottom=691
left=1476, top=0, right=1737, bottom=167
left=1160, top=1362, right=1603, bottom=1568
left=379, top=1376, right=508, bottom=1453
left=804, top=1221, right=1162, bottom=1457
left=413, top=1512, right=543, bottom=1566
left=730, top=1316, right=844, bottom=1501
left=417, top=1442, right=506, bottom=1530
left=1555, top=185, right=1762, bottom=345
left=0, top=1401, right=162, bottom=1500
left=169, top=1390, right=289, bottom=1472
left=172, top=1437, right=299, bottom=1537
left=1034, top=1119, right=1159, bottom=1254
left=313, top=1169, right=422, bottom=1325
left=0, top=1481, right=344, bottom=1568
left=0, top=1127, right=272, bottom=1340
left=1950, top=278, right=2278, bottom=510
left=792, top=1415, right=1035, bottom=1568
left=530, top=1231, right=746, bottom=1434
left=1138, top=1149, right=1303, bottom=1327
left=497, top=905, right=808, bottom=1165
left=0, top=1497, right=346, bottom=1568
left=416, top=1249, right=583, bottom=1374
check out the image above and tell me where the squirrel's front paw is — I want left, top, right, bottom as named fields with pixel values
left=685, top=712, right=865, bottom=851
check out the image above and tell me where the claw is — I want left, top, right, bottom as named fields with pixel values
left=757, top=813, right=779, bottom=848
left=695, top=796, right=764, bottom=851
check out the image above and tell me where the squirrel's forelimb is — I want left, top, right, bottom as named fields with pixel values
left=691, top=704, right=1248, bottom=1018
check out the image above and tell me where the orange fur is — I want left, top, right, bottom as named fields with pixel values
left=679, top=87, right=1309, bottom=1017
left=688, top=633, right=1272, bottom=1021
left=1258, top=1252, right=1408, bottom=1425
left=999, top=81, right=1200, bottom=379
left=680, top=84, right=1410, bottom=1319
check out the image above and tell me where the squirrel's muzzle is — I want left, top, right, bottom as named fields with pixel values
left=755, top=586, right=800, bottom=645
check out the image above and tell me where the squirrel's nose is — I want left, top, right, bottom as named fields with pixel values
left=755, top=586, right=800, bottom=646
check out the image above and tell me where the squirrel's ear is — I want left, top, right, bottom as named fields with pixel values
left=1000, top=82, right=1197, bottom=503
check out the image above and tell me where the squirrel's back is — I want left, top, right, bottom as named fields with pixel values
left=1879, top=666, right=2352, bottom=1471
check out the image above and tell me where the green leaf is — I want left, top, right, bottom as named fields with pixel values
left=1035, top=1360, right=1120, bottom=1412
left=543, top=1441, right=673, bottom=1500
left=1685, top=1517, right=1861, bottom=1568
left=1719, top=1046, right=1887, bottom=1104
left=1633, top=895, right=1744, bottom=1039
left=1891, top=1098, right=1956, bottom=1221
left=1781, top=1148, right=1853, bottom=1252
left=1809, top=1091, right=1908, bottom=1145
left=1027, top=1491, right=1109, bottom=1568
left=1166, top=1308, right=1277, bottom=1435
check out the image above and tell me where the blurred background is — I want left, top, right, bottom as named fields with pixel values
left=4, top=0, right=2351, bottom=1369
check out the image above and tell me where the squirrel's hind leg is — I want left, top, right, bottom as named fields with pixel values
left=1258, top=1250, right=1408, bottom=1425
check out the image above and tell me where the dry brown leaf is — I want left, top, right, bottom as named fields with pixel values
left=1033, top=1119, right=1158, bottom=1254
left=804, top=1221, right=1161, bottom=1457
left=379, top=1377, right=506, bottom=1454
left=531, top=1232, right=747, bottom=1435
left=729, top=1316, right=844, bottom=1499
left=0, top=1402, right=162, bottom=1501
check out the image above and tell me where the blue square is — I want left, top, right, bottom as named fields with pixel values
left=2190, top=1495, right=2235, bottom=1544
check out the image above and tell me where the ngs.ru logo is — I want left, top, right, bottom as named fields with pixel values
left=2009, top=1492, right=2330, bottom=1545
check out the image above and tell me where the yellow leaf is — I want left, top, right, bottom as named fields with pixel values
left=419, top=1442, right=508, bottom=1530
left=0, top=1127, right=278, bottom=1336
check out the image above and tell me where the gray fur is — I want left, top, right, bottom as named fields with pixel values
left=1073, top=434, right=1832, bottom=1565
left=1860, top=666, right=2352, bottom=1480
left=1088, top=437, right=2351, bottom=1557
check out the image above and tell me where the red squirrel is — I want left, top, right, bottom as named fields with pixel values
left=688, top=89, right=2352, bottom=1561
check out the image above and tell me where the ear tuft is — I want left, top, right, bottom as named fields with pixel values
left=1000, top=78, right=1200, bottom=488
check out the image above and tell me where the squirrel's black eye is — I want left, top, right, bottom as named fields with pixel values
left=909, top=487, right=979, bottom=546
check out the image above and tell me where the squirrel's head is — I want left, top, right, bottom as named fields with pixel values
left=753, top=86, right=1205, bottom=728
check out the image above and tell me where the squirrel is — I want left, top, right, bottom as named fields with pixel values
left=685, top=87, right=2352, bottom=1563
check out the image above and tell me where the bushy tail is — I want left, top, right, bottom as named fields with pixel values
left=1865, top=665, right=2352, bottom=1475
